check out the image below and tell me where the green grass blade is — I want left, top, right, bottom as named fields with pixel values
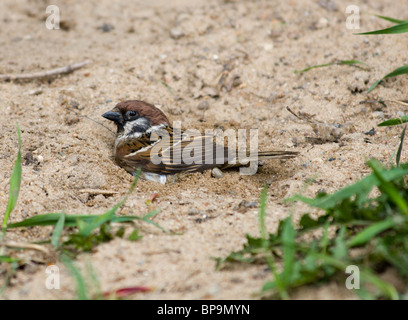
left=60, top=254, right=88, bottom=300
left=373, top=15, right=408, bottom=24
left=142, top=209, right=161, bottom=220
left=2, top=126, right=22, bottom=232
left=338, top=60, right=369, bottom=67
left=0, top=256, right=20, bottom=263
left=378, top=115, right=408, bottom=127
left=347, top=219, right=396, bottom=247
left=332, top=226, right=347, bottom=259
left=367, top=79, right=382, bottom=93
left=51, top=213, right=65, bottom=248
left=321, top=221, right=330, bottom=254
left=368, top=64, right=408, bottom=93
left=110, top=216, right=142, bottom=223
left=355, top=21, right=408, bottom=35
left=258, top=186, right=268, bottom=240
left=77, top=208, right=116, bottom=238
left=8, top=213, right=97, bottom=228
left=281, top=218, right=296, bottom=285
left=396, top=125, right=407, bottom=167
left=294, top=60, right=368, bottom=74
left=368, top=160, right=408, bottom=216
left=141, top=210, right=168, bottom=233
left=360, top=269, right=399, bottom=300
left=295, top=63, right=334, bottom=74
left=128, top=229, right=143, bottom=241
left=7, top=213, right=145, bottom=229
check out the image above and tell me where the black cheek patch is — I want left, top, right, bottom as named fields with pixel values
left=130, top=117, right=151, bottom=134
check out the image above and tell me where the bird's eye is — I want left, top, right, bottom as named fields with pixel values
left=127, top=111, right=138, bottom=119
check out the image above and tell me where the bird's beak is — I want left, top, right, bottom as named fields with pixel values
left=102, top=109, right=122, bottom=123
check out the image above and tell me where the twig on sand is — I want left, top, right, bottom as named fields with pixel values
left=286, top=106, right=303, bottom=120
left=389, top=100, right=408, bottom=107
left=0, top=60, right=92, bottom=81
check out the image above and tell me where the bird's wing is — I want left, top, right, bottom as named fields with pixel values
left=119, top=127, right=230, bottom=174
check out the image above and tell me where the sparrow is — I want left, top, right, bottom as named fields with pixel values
left=102, top=100, right=298, bottom=183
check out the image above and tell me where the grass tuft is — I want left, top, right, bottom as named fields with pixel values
left=217, top=159, right=408, bottom=299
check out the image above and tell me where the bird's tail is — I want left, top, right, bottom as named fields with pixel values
left=221, top=150, right=298, bottom=169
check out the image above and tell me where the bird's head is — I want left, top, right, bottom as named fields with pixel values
left=102, top=100, right=170, bottom=135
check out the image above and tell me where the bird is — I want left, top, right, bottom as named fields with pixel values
left=102, top=100, right=298, bottom=183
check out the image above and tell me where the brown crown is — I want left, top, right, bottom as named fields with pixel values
left=115, top=100, right=170, bottom=126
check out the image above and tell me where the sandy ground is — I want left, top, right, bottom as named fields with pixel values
left=0, top=0, right=407, bottom=300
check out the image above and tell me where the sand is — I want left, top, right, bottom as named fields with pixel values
left=0, top=0, right=407, bottom=299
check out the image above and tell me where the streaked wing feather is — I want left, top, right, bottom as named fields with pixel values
left=119, top=127, right=227, bottom=174
left=118, top=126, right=298, bottom=175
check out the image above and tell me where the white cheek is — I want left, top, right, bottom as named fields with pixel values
left=124, top=120, right=143, bottom=135
left=114, top=122, right=167, bottom=151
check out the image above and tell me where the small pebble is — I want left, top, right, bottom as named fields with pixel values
left=262, top=43, right=274, bottom=51
left=373, top=111, right=384, bottom=119
left=231, top=75, right=242, bottom=88
left=230, top=277, right=243, bottom=284
left=24, top=263, right=39, bottom=274
left=211, top=168, right=223, bottom=178
left=318, top=0, right=338, bottom=11
left=98, top=23, right=114, bottom=32
left=94, top=194, right=105, bottom=203
left=78, top=193, right=89, bottom=204
left=317, top=17, right=329, bottom=28
left=267, top=93, right=279, bottom=102
left=364, top=128, right=375, bottom=136
left=170, top=28, right=184, bottom=39
left=24, top=152, right=35, bottom=165
left=197, top=100, right=210, bottom=110
left=244, top=201, right=257, bottom=208
left=203, top=87, right=219, bottom=98
left=27, top=88, right=42, bottom=96
left=188, top=208, right=198, bottom=215
left=70, top=100, right=79, bottom=108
